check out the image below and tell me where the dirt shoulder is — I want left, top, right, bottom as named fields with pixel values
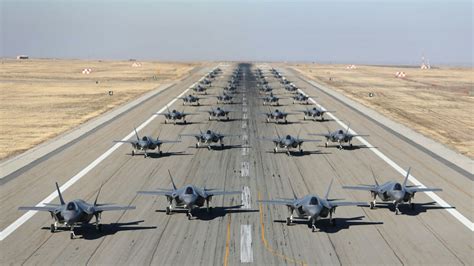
left=0, top=59, right=199, bottom=160
left=290, top=63, right=473, bottom=159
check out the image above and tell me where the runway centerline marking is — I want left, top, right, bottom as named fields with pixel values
left=240, top=225, right=253, bottom=263
left=0, top=68, right=216, bottom=241
left=241, top=162, right=250, bottom=177
left=243, top=113, right=248, bottom=120
left=296, top=83, right=474, bottom=232
left=241, top=186, right=251, bottom=209
left=242, top=121, right=247, bottom=129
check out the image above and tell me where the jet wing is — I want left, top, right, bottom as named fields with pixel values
left=297, top=139, right=321, bottom=143
left=342, top=185, right=378, bottom=192
left=406, top=187, right=442, bottom=194
left=94, top=205, right=136, bottom=212
left=18, top=206, right=59, bottom=212
left=257, top=199, right=295, bottom=207
left=329, top=201, right=368, bottom=207
left=113, top=140, right=138, bottom=144
left=137, top=190, right=174, bottom=196
left=208, top=190, right=241, bottom=196
left=308, top=133, right=330, bottom=137
left=158, top=140, right=181, bottom=144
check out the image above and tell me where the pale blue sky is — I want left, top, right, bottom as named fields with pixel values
left=1, top=0, right=472, bottom=65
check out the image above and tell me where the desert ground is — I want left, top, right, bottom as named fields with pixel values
left=0, top=59, right=198, bottom=160
left=290, top=64, right=473, bottom=158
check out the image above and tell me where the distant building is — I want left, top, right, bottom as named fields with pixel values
left=16, top=55, right=29, bottom=59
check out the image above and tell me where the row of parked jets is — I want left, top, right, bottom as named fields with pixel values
left=18, top=66, right=442, bottom=238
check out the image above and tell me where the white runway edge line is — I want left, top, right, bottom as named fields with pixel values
left=240, top=225, right=253, bottom=263
left=296, top=86, right=474, bottom=232
left=0, top=67, right=217, bottom=241
left=241, top=186, right=251, bottom=209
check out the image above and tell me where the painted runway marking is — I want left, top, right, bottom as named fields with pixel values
left=242, top=107, right=247, bottom=113
left=240, top=225, right=253, bottom=263
left=243, top=134, right=248, bottom=142
left=243, top=102, right=247, bottom=106
left=243, top=113, right=248, bottom=120
left=241, top=162, right=250, bottom=177
left=241, top=186, right=251, bottom=209
left=242, top=121, right=247, bottom=129
left=242, top=147, right=249, bottom=156
left=298, top=85, right=474, bottom=231
left=0, top=69, right=215, bottom=241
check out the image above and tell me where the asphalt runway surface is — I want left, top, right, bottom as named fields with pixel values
left=0, top=63, right=472, bottom=265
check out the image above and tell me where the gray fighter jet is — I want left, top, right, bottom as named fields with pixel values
left=204, top=107, right=233, bottom=121
left=180, top=94, right=202, bottom=106
left=216, top=92, right=234, bottom=104
left=114, top=128, right=180, bottom=157
left=180, top=129, right=239, bottom=149
left=260, top=108, right=296, bottom=124
left=191, top=84, right=209, bottom=95
left=292, top=93, right=311, bottom=104
left=200, top=77, right=212, bottom=85
left=296, top=107, right=334, bottom=121
left=260, top=93, right=283, bottom=106
left=285, top=83, right=299, bottom=93
left=260, top=131, right=320, bottom=155
left=137, top=171, right=241, bottom=219
left=259, top=179, right=367, bottom=232
left=342, top=168, right=442, bottom=214
left=259, top=84, right=273, bottom=94
left=19, top=182, right=135, bottom=239
left=310, top=125, right=368, bottom=149
left=280, top=77, right=290, bottom=85
left=156, top=107, right=195, bottom=124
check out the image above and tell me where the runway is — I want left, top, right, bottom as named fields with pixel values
left=0, top=63, right=472, bottom=265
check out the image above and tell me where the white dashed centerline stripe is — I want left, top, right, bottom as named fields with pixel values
left=240, top=225, right=253, bottom=263
left=0, top=68, right=217, bottom=241
left=241, top=186, right=251, bottom=209
left=241, top=162, right=250, bottom=177
left=242, top=147, right=249, bottom=156
left=297, top=85, right=474, bottom=231
left=242, top=121, right=247, bottom=129
left=243, top=113, right=248, bottom=120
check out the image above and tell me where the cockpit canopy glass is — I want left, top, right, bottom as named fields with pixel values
left=393, top=183, right=402, bottom=191
left=309, top=197, right=319, bottom=205
left=185, top=187, right=194, bottom=195
left=66, top=202, right=76, bottom=211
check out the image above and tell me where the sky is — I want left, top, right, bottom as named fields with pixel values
left=1, top=0, right=472, bottom=65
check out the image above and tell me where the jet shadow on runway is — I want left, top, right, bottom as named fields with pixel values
left=41, top=220, right=156, bottom=240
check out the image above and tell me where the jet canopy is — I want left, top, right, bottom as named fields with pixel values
left=309, top=197, right=319, bottom=205
left=285, top=135, right=291, bottom=140
left=394, top=183, right=402, bottom=191
left=185, top=187, right=194, bottom=195
left=338, top=130, right=344, bottom=134
left=67, top=202, right=77, bottom=211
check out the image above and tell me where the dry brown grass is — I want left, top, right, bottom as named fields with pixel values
left=0, top=59, right=198, bottom=160
left=291, top=64, right=473, bottom=158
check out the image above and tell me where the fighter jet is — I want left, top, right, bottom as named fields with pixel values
left=260, top=108, right=296, bottom=124
left=156, top=107, right=195, bottom=124
left=200, top=77, right=212, bottom=85
left=296, top=107, right=334, bottom=121
left=259, top=84, right=273, bottom=94
left=180, top=94, right=202, bottom=106
left=292, top=93, right=312, bottom=104
left=285, top=83, right=299, bottom=93
left=180, top=129, right=239, bottom=149
left=260, top=93, right=283, bottom=106
left=19, top=182, right=135, bottom=239
left=280, top=77, right=290, bottom=85
left=259, top=131, right=320, bottom=155
left=259, top=179, right=367, bottom=232
left=342, top=167, right=442, bottom=214
left=204, top=107, right=233, bottom=121
left=310, top=125, right=368, bottom=149
left=216, top=92, right=234, bottom=104
left=223, top=84, right=237, bottom=94
left=114, top=128, right=180, bottom=157
left=137, top=171, right=240, bottom=219
left=191, top=84, right=209, bottom=95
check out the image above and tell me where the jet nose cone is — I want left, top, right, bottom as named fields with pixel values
left=183, top=195, right=196, bottom=208
left=307, top=205, right=321, bottom=218
left=392, top=191, right=405, bottom=202
left=62, top=211, right=77, bottom=225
